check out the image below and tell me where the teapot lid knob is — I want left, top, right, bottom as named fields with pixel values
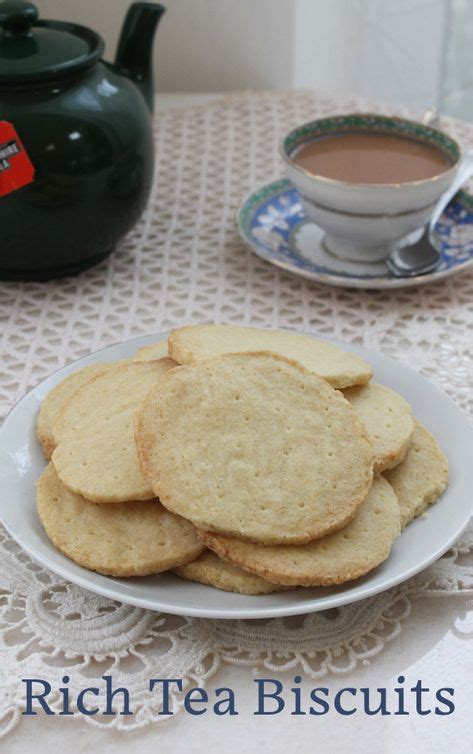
left=0, top=2, right=38, bottom=34
left=0, top=0, right=104, bottom=86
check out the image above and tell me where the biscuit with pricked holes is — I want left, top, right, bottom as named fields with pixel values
left=37, top=464, right=203, bottom=577
left=36, top=361, right=123, bottom=459
left=343, top=382, right=414, bottom=474
left=52, top=358, right=176, bottom=502
left=135, top=351, right=374, bottom=545
left=383, top=420, right=448, bottom=528
left=197, top=477, right=400, bottom=586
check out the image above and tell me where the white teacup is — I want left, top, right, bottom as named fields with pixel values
left=281, top=114, right=460, bottom=263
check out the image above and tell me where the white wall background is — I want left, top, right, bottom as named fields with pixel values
left=36, top=0, right=471, bottom=117
left=442, top=0, right=473, bottom=119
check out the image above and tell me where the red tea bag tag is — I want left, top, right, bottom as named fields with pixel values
left=0, top=122, right=35, bottom=198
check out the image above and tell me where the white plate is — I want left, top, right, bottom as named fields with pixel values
left=0, top=332, right=471, bottom=620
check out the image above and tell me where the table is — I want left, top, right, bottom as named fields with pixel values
left=1, top=91, right=472, bottom=754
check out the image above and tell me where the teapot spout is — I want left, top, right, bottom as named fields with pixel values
left=115, top=2, right=165, bottom=112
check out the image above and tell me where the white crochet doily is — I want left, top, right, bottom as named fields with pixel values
left=0, top=90, right=472, bottom=734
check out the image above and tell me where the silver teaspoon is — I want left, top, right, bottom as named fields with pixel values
left=386, top=148, right=473, bottom=277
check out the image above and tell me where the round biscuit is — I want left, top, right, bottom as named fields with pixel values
left=52, top=358, right=176, bottom=503
left=168, top=324, right=372, bottom=389
left=37, top=464, right=204, bottom=577
left=343, top=382, right=414, bottom=474
left=383, top=420, right=448, bottom=528
left=173, top=550, right=289, bottom=595
left=36, top=362, right=122, bottom=459
left=198, top=477, right=401, bottom=586
left=135, top=351, right=374, bottom=545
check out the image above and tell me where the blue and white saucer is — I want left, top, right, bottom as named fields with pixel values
left=237, top=178, right=473, bottom=289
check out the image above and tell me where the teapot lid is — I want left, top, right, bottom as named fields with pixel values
left=0, top=1, right=104, bottom=86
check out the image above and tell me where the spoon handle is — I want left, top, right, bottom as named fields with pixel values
left=421, top=108, right=440, bottom=128
left=430, top=149, right=473, bottom=230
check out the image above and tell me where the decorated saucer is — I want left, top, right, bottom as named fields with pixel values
left=237, top=178, right=473, bottom=289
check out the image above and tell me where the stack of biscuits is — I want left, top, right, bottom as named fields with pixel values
left=36, top=325, right=449, bottom=595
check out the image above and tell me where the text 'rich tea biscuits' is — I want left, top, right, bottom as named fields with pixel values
left=168, top=324, right=372, bottom=389
left=136, top=352, right=374, bottom=545
left=198, top=477, right=401, bottom=586
left=52, top=359, right=176, bottom=503
left=383, top=420, right=448, bottom=529
left=37, top=464, right=204, bottom=577
left=36, top=362, right=119, bottom=459
left=174, top=550, right=289, bottom=595
left=343, top=382, right=414, bottom=474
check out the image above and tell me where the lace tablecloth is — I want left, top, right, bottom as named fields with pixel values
left=0, top=90, right=472, bottom=735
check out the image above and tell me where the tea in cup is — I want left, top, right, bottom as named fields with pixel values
left=282, top=114, right=460, bottom=263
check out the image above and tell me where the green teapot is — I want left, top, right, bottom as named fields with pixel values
left=0, top=1, right=165, bottom=280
